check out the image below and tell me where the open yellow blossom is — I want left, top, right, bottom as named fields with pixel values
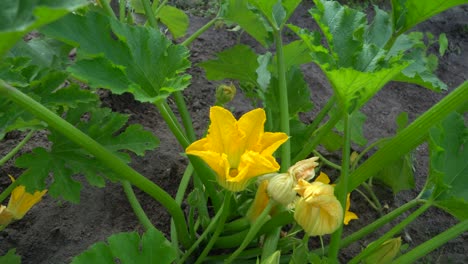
left=186, top=106, right=288, bottom=192
left=0, top=176, right=47, bottom=226
left=294, top=179, right=343, bottom=236
left=315, top=172, right=358, bottom=225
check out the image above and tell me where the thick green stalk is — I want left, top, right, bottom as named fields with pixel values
left=225, top=200, right=276, bottom=263
left=119, top=0, right=126, bottom=22
left=0, top=130, right=34, bottom=167
left=328, top=113, right=352, bottom=261
left=140, top=0, right=158, bottom=29
left=122, top=180, right=155, bottom=230
left=195, top=193, right=232, bottom=264
left=0, top=81, right=191, bottom=248
left=171, top=164, right=194, bottom=259
left=178, top=193, right=229, bottom=264
left=393, top=218, right=468, bottom=264
left=261, top=227, right=281, bottom=261
left=349, top=202, right=432, bottom=264
left=153, top=100, right=190, bottom=148
left=339, top=199, right=420, bottom=250
left=306, top=95, right=336, bottom=136
left=182, top=17, right=219, bottom=47
left=292, top=110, right=342, bottom=164
left=349, top=81, right=468, bottom=191
left=96, top=0, right=116, bottom=19
left=172, top=92, right=196, bottom=142
left=274, top=29, right=290, bottom=172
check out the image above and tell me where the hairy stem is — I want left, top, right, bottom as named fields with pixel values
left=122, top=180, right=155, bottom=230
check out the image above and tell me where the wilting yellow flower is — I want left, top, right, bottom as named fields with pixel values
left=315, top=172, right=358, bottom=225
left=0, top=176, right=47, bottom=226
left=294, top=179, right=343, bottom=236
left=186, top=106, right=288, bottom=192
left=288, top=157, right=319, bottom=181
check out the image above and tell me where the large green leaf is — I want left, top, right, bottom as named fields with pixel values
left=72, top=228, right=176, bottom=264
left=0, top=249, right=21, bottom=264
left=158, top=5, right=189, bottom=39
left=374, top=112, right=415, bottom=194
left=324, top=65, right=407, bottom=113
left=0, top=70, right=97, bottom=139
left=0, top=0, right=87, bottom=58
left=15, top=105, right=159, bottom=203
left=250, top=0, right=301, bottom=29
left=41, top=11, right=191, bottom=103
left=336, top=110, right=368, bottom=146
left=221, top=0, right=273, bottom=47
left=426, top=112, right=468, bottom=220
left=392, top=0, right=468, bottom=35
left=199, top=44, right=259, bottom=84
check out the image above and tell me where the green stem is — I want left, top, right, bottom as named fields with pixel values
left=313, top=150, right=341, bottom=170
left=182, top=16, right=219, bottom=47
left=339, top=199, right=420, bottom=250
left=140, top=0, right=158, bottom=29
left=306, top=96, right=336, bottom=136
left=0, top=80, right=191, bottom=249
left=121, top=180, right=155, bottom=230
left=119, top=0, right=126, bottom=22
left=194, top=193, right=232, bottom=264
left=354, top=187, right=380, bottom=211
left=351, top=137, right=391, bottom=170
left=0, top=174, right=25, bottom=204
left=172, top=92, right=196, bottom=142
left=329, top=113, right=352, bottom=261
left=361, top=182, right=383, bottom=212
left=96, top=0, right=116, bottom=19
left=349, top=201, right=432, bottom=264
left=178, top=192, right=230, bottom=264
left=0, top=130, right=35, bottom=167
left=224, top=217, right=250, bottom=233
left=261, top=227, right=281, bottom=261
left=153, top=0, right=169, bottom=15
left=171, top=164, right=194, bottom=260
left=274, top=29, right=290, bottom=172
left=292, top=110, right=342, bottom=164
left=153, top=100, right=190, bottom=148
left=349, top=81, right=468, bottom=191
left=225, top=200, right=275, bottom=263
left=393, top=218, right=468, bottom=264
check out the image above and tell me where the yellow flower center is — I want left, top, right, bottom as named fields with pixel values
left=229, top=168, right=239, bottom=177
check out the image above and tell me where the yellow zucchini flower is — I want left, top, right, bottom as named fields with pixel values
left=294, top=179, right=343, bottom=236
left=186, top=106, right=288, bottom=192
left=314, top=172, right=358, bottom=225
left=0, top=176, right=47, bottom=226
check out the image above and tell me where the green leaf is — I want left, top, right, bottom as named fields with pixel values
left=0, top=249, right=21, bottom=264
left=391, top=0, right=468, bottom=34
left=157, top=5, right=189, bottom=39
left=221, top=0, right=273, bottom=47
left=438, top=33, right=448, bottom=56
left=0, top=0, right=87, bottom=58
left=366, top=6, right=392, bottom=49
left=199, top=44, right=259, bottom=84
left=41, top=11, right=191, bottom=103
left=325, top=65, right=407, bottom=113
left=0, top=70, right=97, bottom=139
left=256, top=52, right=272, bottom=91
left=15, top=105, right=159, bottom=203
left=72, top=228, right=176, bottom=264
left=320, top=130, right=343, bottom=152
left=266, top=66, right=313, bottom=121
left=250, top=0, right=301, bottom=29
left=274, top=40, right=313, bottom=70
left=336, top=110, right=368, bottom=146
left=426, top=112, right=468, bottom=220
left=374, top=153, right=415, bottom=194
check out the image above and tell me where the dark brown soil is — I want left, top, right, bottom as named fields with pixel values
left=0, top=3, right=467, bottom=263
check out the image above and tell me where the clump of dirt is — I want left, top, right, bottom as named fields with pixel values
left=0, top=3, right=467, bottom=263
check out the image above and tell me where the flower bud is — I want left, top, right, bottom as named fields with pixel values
left=288, top=157, right=319, bottom=181
left=364, top=237, right=402, bottom=264
left=267, top=173, right=296, bottom=206
left=215, top=83, right=236, bottom=106
left=0, top=205, right=13, bottom=225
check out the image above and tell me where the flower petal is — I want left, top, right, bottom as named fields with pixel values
left=207, top=106, right=242, bottom=155
left=186, top=150, right=230, bottom=184
left=237, top=108, right=266, bottom=151
left=315, top=172, right=331, bottom=184
left=7, top=185, right=47, bottom=220
left=258, top=132, right=289, bottom=156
